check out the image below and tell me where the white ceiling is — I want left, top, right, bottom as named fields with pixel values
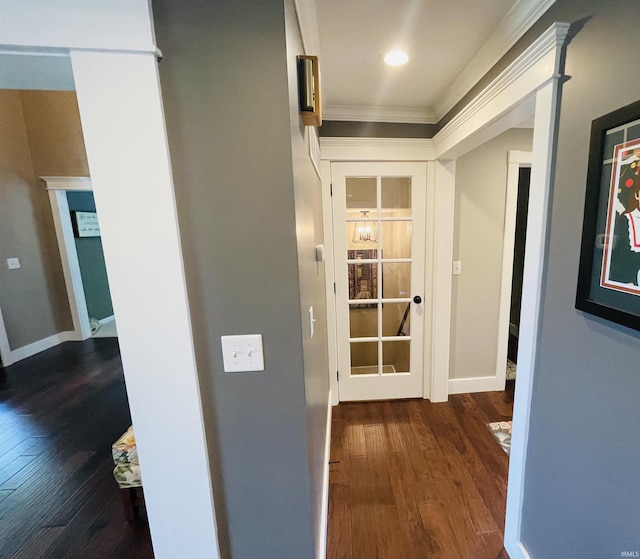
left=312, top=0, right=555, bottom=123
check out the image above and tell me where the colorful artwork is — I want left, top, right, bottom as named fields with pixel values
left=601, top=139, right=640, bottom=294
left=576, top=101, right=640, bottom=332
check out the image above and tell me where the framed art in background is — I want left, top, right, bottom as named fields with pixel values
left=576, top=100, right=640, bottom=331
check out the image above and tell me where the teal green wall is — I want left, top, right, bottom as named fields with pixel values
left=66, top=191, right=113, bottom=321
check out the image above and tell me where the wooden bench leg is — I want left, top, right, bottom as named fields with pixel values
left=120, top=487, right=140, bottom=523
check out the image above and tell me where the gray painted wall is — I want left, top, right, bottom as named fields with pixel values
left=521, top=1, right=640, bottom=556
left=284, top=0, right=330, bottom=553
left=450, top=128, right=532, bottom=380
left=66, top=191, right=113, bottom=321
left=319, top=120, right=437, bottom=138
left=0, top=90, right=71, bottom=350
left=153, top=1, right=327, bottom=557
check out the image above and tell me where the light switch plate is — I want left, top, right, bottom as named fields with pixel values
left=7, top=258, right=20, bottom=270
left=452, top=260, right=462, bottom=275
left=221, top=334, right=264, bottom=372
left=309, top=306, right=315, bottom=339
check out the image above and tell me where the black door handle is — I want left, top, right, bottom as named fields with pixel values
left=413, top=295, right=422, bottom=304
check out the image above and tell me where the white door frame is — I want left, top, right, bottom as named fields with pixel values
left=494, top=152, right=533, bottom=390
left=321, top=23, right=571, bottom=559
left=320, top=139, right=436, bottom=404
left=42, top=176, right=94, bottom=341
left=332, top=161, right=428, bottom=401
left=0, top=306, right=10, bottom=365
left=0, top=3, right=220, bottom=558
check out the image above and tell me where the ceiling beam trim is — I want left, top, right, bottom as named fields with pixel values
left=323, top=104, right=438, bottom=125
left=433, top=0, right=558, bottom=120
left=434, top=22, right=570, bottom=160
left=320, top=137, right=435, bottom=161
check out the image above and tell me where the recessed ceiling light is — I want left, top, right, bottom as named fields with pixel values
left=384, top=50, right=409, bottom=66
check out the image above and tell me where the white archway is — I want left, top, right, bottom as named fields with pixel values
left=0, top=4, right=220, bottom=558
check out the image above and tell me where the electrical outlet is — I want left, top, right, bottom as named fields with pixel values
left=453, top=261, right=462, bottom=275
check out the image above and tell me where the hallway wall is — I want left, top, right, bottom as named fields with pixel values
left=520, top=1, right=640, bottom=556
left=0, top=89, right=88, bottom=351
left=153, top=0, right=328, bottom=557
left=450, top=127, right=533, bottom=381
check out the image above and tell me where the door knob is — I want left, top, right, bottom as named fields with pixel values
left=413, top=295, right=422, bottom=304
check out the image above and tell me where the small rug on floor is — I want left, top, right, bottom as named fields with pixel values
left=506, top=359, right=517, bottom=380
left=487, top=421, right=512, bottom=456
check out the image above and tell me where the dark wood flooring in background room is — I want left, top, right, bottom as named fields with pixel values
left=327, top=386, right=514, bottom=559
left=0, top=339, right=154, bottom=559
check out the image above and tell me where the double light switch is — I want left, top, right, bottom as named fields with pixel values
left=221, top=334, right=264, bottom=372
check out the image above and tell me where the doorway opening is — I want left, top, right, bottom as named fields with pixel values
left=0, top=86, right=149, bottom=556
left=507, top=166, right=531, bottom=376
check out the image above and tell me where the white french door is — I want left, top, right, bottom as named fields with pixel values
left=332, top=161, right=427, bottom=401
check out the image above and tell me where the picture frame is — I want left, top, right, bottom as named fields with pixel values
left=71, top=211, right=101, bottom=238
left=348, top=249, right=377, bottom=309
left=576, top=100, right=640, bottom=331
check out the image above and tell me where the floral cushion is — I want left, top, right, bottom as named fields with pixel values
left=112, top=426, right=139, bottom=465
left=112, top=426, right=142, bottom=489
left=113, top=463, right=142, bottom=488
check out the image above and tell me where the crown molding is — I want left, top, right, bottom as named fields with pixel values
left=434, top=22, right=570, bottom=159
left=434, top=0, right=558, bottom=120
left=320, top=137, right=435, bottom=161
left=298, top=0, right=556, bottom=125
left=40, top=176, right=92, bottom=191
left=323, top=104, right=438, bottom=124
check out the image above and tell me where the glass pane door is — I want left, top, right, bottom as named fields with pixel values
left=333, top=162, right=426, bottom=401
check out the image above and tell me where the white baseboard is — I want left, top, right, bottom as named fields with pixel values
left=99, top=314, right=115, bottom=325
left=516, top=541, right=532, bottom=559
left=317, top=391, right=333, bottom=559
left=448, top=375, right=500, bottom=395
left=3, top=330, right=75, bottom=366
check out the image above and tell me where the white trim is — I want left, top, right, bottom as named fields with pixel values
left=98, top=314, right=115, bottom=326
left=0, top=306, right=12, bottom=364
left=317, top=394, right=332, bottom=559
left=321, top=160, right=339, bottom=406
left=495, top=151, right=532, bottom=390
left=46, top=187, right=92, bottom=341
left=430, top=160, right=455, bottom=403
left=323, top=104, right=437, bottom=124
left=70, top=48, right=220, bottom=558
left=41, top=175, right=92, bottom=191
left=320, top=137, right=434, bottom=162
left=309, top=126, right=321, bottom=180
left=434, top=0, right=558, bottom=119
left=504, top=79, right=561, bottom=559
left=514, top=541, right=533, bottom=559
left=422, top=161, right=436, bottom=400
left=448, top=375, right=499, bottom=395
left=0, top=1, right=157, bottom=54
left=1, top=330, right=76, bottom=366
left=434, top=23, right=570, bottom=160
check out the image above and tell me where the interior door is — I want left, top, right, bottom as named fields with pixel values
left=332, top=162, right=427, bottom=401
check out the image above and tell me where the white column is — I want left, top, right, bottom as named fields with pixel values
left=504, top=79, right=560, bottom=559
left=70, top=50, right=220, bottom=559
left=429, top=159, right=456, bottom=402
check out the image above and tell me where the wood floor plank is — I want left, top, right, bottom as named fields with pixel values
left=0, top=339, right=153, bottom=559
left=327, top=390, right=513, bottom=559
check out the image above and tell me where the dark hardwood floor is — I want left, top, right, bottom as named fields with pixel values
left=327, top=386, right=514, bottom=559
left=0, top=339, right=154, bottom=559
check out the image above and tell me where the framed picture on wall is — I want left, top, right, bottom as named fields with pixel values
left=71, top=211, right=101, bottom=238
left=348, top=249, right=377, bottom=309
left=576, top=99, right=640, bottom=331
